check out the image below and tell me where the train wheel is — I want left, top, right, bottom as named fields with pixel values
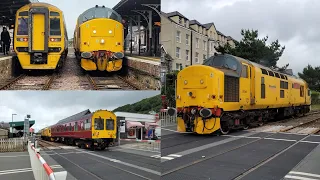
left=220, top=123, right=230, bottom=135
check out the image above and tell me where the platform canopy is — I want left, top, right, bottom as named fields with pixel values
left=0, top=0, right=38, bottom=26
left=9, top=120, right=35, bottom=130
left=113, top=0, right=160, bottom=27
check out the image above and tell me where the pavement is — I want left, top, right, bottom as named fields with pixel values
left=160, top=127, right=320, bottom=180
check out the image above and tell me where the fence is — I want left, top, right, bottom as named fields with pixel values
left=0, top=137, right=25, bottom=152
left=160, top=109, right=177, bottom=127
left=28, top=141, right=67, bottom=180
left=120, top=139, right=160, bottom=152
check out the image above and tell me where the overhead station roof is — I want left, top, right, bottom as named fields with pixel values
left=113, top=0, right=160, bottom=27
left=9, top=120, right=35, bottom=130
left=0, top=0, right=37, bottom=26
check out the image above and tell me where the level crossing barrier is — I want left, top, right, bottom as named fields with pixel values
left=28, top=141, right=67, bottom=180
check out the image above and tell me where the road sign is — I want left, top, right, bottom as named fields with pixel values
left=24, top=118, right=29, bottom=137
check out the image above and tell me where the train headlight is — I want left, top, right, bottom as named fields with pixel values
left=93, top=30, right=97, bottom=34
left=167, top=108, right=177, bottom=116
left=184, top=80, right=188, bottom=85
left=200, top=79, right=204, bottom=84
left=199, top=108, right=212, bottom=118
left=109, top=30, right=113, bottom=34
left=100, top=39, right=105, bottom=44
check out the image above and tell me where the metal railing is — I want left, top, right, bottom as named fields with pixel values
left=28, top=141, right=67, bottom=180
left=0, top=137, right=25, bottom=152
left=160, top=109, right=177, bottom=127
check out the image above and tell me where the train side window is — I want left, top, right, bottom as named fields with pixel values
left=275, top=73, right=280, bottom=78
left=261, top=77, right=265, bottom=99
left=261, top=69, right=268, bottom=75
left=241, top=64, right=248, bottom=78
left=69, top=123, right=72, bottom=131
left=308, top=89, right=311, bottom=96
left=75, top=122, right=78, bottom=131
left=300, top=86, right=304, bottom=97
left=267, top=71, right=275, bottom=77
left=280, top=90, right=284, bottom=98
left=85, top=119, right=91, bottom=130
left=285, top=82, right=288, bottom=89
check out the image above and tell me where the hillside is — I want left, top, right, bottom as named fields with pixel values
left=113, top=95, right=161, bottom=114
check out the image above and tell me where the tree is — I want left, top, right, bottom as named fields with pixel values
left=298, top=65, right=320, bottom=91
left=215, top=29, right=287, bottom=70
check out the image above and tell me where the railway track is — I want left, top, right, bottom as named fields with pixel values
left=38, top=139, right=63, bottom=150
left=250, top=110, right=320, bottom=134
left=0, top=74, right=56, bottom=90
left=85, top=74, right=141, bottom=90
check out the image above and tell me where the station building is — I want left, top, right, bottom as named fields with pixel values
left=115, top=112, right=160, bottom=140
left=160, top=11, right=238, bottom=72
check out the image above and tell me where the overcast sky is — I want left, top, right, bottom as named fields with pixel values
left=162, top=0, right=320, bottom=74
left=0, top=91, right=159, bottom=132
left=40, top=0, right=120, bottom=38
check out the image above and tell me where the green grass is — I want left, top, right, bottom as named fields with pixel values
left=311, top=104, right=320, bottom=110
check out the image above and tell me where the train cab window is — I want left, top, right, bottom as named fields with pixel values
left=17, top=18, right=28, bottom=35
left=275, top=73, right=280, bottom=78
left=300, top=86, right=304, bottom=97
left=19, top=11, right=29, bottom=16
left=106, top=119, right=114, bottom=130
left=50, top=18, right=61, bottom=36
left=261, top=68, right=268, bottom=75
left=241, top=64, right=248, bottom=78
left=267, top=71, right=275, bottom=77
left=308, top=89, right=311, bottom=96
left=261, top=77, right=265, bottom=99
left=94, top=118, right=104, bottom=130
left=50, top=12, right=60, bottom=16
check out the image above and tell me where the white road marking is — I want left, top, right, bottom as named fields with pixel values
left=167, top=154, right=182, bottom=157
left=284, top=175, right=320, bottom=180
left=0, top=165, right=62, bottom=175
left=160, top=157, right=174, bottom=160
left=289, top=171, right=320, bottom=178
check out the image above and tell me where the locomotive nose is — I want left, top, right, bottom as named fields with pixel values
left=167, top=107, right=177, bottom=116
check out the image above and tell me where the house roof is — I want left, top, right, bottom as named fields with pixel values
left=203, top=22, right=216, bottom=30
left=163, top=11, right=189, bottom=20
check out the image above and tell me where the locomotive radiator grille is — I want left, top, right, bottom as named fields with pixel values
left=224, top=75, right=239, bottom=102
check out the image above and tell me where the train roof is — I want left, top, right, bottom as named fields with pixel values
left=77, top=5, right=122, bottom=26
left=207, top=53, right=304, bottom=82
left=19, top=2, right=62, bottom=12
left=56, top=109, right=92, bottom=124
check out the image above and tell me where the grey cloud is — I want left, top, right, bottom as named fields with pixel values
left=0, top=91, right=160, bottom=132
left=162, top=0, right=320, bottom=73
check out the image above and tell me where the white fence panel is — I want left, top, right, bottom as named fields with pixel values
left=0, top=137, right=25, bottom=152
left=28, top=141, right=67, bottom=180
left=160, top=109, right=177, bottom=127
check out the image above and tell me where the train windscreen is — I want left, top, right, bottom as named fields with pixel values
left=94, top=118, right=104, bottom=130
left=17, top=18, right=28, bottom=35
left=50, top=18, right=61, bottom=36
left=106, top=119, right=114, bottom=130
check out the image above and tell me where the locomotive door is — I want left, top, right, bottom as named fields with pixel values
left=239, top=63, right=251, bottom=109
left=29, top=7, right=49, bottom=53
left=32, top=14, right=45, bottom=51
left=249, top=65, right=255, bottom=105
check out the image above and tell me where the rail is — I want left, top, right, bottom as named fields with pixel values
left=0, top=74, right=25, bottom=90
left=28, top=141, right=67, bottom=180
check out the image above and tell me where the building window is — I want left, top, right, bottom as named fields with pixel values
left=186, top=50, right=189, bottom=61
left=211, top=42, right=214, bottom=52
left=176, top=31, right=181, bottom=43
left=195, top=52, right=199, bottom=63
left=186, top=34, right=189, bottom=45
left=176, top=63, right=182, bottom=70
left=203, top=41, right=207, bottom=50
left=196, top=38, right=199, bottom=48
left=179, top=17, right=182, bottom=24
left=210, top=31, right=212, bottom=38
left=203, top=54, right=206, bottom=60
left=176, top=47, right=180, bottom=58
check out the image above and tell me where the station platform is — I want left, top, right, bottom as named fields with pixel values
left=126, top=55, right=160, bottom=78
left=284, top=141, right=320, bottom=180
left=0, top=55, right=12, bottom=80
